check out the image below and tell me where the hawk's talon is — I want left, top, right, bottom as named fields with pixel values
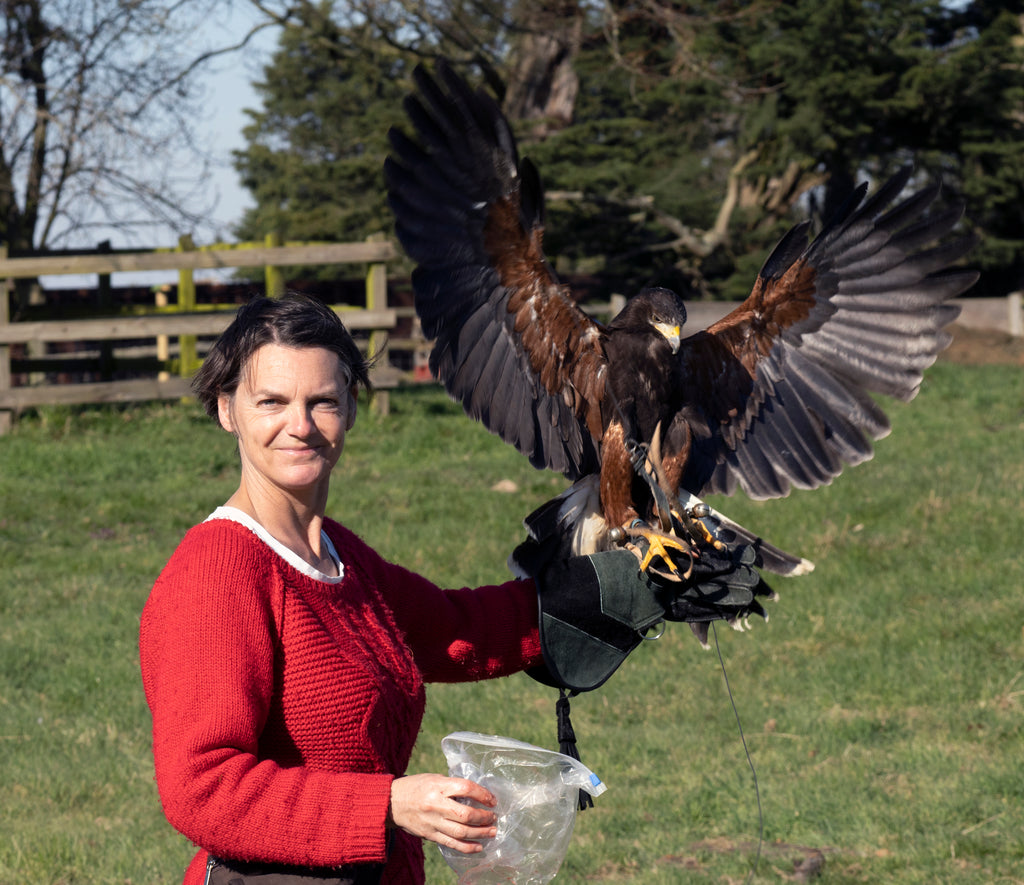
left=623, top=522, right=695, bottom=581
left=674, top=507, right=727, bottom=551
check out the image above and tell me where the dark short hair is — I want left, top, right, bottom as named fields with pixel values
left=192, top=292, right=373, bottom=421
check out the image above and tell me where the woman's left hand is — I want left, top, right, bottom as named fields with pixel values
left=388, top=773, right=498, bottom=853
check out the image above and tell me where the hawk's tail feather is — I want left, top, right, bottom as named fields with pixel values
left=675, top=491, right=815, bottom=577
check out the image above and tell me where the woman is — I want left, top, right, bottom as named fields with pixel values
left=139, top=294, right=544, bottom=885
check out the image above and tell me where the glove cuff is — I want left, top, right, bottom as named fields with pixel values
left=532, top=549, right=664, bottom=693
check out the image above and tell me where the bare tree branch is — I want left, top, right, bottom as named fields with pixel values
left=1, top=0, right=265, bottom=254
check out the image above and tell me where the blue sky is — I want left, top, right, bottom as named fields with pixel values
left=197, top=15, right=280, bottom=241
left=43, top=8, right=281, bottom=289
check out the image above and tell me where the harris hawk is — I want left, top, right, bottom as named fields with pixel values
left=384, top=60, right=978, bottom=591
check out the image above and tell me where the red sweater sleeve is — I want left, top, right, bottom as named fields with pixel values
left=139, top=524, right=392, bottom=868
left=331, top=523, right=543, bottom=682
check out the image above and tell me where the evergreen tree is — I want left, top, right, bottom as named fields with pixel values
left=235, top=0, right=1024, bottom=295
left=901, top=4, right=1024, bottom=292
left=522, top=1, right=832, bottom=299
left=522, top=0, right=1024, bottom=297
left=232, top=2, right=415, bottom=265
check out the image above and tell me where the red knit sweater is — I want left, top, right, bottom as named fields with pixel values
left=139, top=515, right=542, bottom=885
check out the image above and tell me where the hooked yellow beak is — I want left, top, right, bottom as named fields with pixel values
left=654, top=321, right=681, bottom=354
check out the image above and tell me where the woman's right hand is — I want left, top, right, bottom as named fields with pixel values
left=388, top=773, right=498, bottom=853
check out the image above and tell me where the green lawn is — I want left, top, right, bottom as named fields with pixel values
left=0, top=360, right=1021, bottom=884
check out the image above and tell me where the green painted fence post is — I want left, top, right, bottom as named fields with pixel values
left=265, top=232, right=285, bottom=298
left=364, top=233, right=390, bottom=416
left=365, top=233, right=388, bottom=364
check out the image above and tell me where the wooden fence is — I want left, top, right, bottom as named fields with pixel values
left=0, top=238, right=404, bottom=434
left=1, top=234, right=1020, bottom=437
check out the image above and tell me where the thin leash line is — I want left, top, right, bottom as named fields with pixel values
left=712, top=622, right=763, bottom=884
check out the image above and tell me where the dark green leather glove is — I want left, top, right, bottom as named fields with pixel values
left=529, top=547, right=665, bottom=693
left=528, top=540, right=774, bottom=693
left=658, top=541, right=775, bottom=644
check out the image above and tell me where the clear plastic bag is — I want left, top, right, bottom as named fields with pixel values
left=438, top=731, right=607, bottom=885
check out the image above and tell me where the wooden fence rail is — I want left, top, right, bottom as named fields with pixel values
left=0, top=238, right=403, bottom=434
left=0, top=240, right=399, bottom=279
left=0, top=309, right=399, bottom=346
left=2, top=232, right=1020, bottom=437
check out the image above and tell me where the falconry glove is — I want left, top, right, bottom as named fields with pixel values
left=529, top=547, right=666, bottom=694
left=523, top=538, right=774, bottom=810
left=657, top=541, right=776, bottom=647
left=529, top=539, right=775, bottom=695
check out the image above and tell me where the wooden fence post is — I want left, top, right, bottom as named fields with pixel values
left=365, top=233, right=390, bottom=416
left=0, top=246, right=11, bottom=435
left=265, top=232, right=285, bottom=298
left=177, top=235, right=199, bottom=377
left=25, top=284, right=45, bottom=387
left=97, top=240, right=115, bottom=380
left=1009, top=292, right=1022, bottom=337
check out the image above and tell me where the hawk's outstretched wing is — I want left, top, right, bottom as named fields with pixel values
left=668, top=166, right=978, bottom=500
left=385, top=61, right=607, bottom=480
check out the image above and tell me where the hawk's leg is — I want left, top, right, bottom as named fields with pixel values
left=600, top=423, right=702, bottom=579
left=607, top=437, right=693, bottom=580
left=674, top=502, right=726, bottom=550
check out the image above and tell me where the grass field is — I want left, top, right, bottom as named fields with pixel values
left=0, top=358, right=1022, bottom=884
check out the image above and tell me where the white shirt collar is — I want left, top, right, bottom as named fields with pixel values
left=205, top=505, right=344, bottom=583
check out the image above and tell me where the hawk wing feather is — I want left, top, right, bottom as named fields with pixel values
left=385, top=61, right=606, bottom=480
left=676, top=166, right=978, bottom=500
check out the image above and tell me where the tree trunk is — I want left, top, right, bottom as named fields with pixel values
left=503, top=1, right=582, bottom=136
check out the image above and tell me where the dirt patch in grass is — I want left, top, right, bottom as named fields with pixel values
left=660, top=838, right=839, bottom=882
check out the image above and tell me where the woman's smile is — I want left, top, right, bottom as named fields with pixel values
left=217, top=343, right=356, bottom=501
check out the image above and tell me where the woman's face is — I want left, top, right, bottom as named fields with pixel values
left=217, top=343, right=356, bottom=501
